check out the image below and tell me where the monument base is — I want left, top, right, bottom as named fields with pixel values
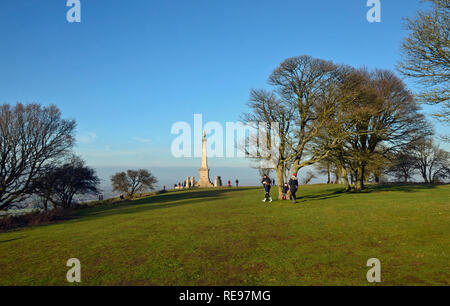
left=197, top=167, right=214, bottom=188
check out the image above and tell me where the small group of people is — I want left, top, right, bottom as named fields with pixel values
left=261, top=174, right=299, bottom=204
left=227, top=179, right=239, bottom=188
left=174, top=181, right=193, bottom=189
left=174, top=182, right=184, bottom=189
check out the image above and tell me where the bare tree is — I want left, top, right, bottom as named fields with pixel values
left=301, top=171, right=316, bottom=185
left=111, top=169, right=158, bottom=199
left=398, top=0, right=450, bottom=121
left=386, top=151, right=417, bottom=183
left=315, top=159, right=333, bottom=184
left=0, top=103, right=76, bottom=210
left=252, top=165, right=274, bottom=180
left=32, top=156, right=100, bottom=209
left=412, top=138, right=450, bottom=183
left=269, top=56, right=344, bottom=175
left=242, top=89, right=294, bottom=199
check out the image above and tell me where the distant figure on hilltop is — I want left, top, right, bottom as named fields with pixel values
left=235, top=179, right=239, bottom=187
left=261, top=175, right=272, bottom=203
left=228, top=180, right=231, bottom=188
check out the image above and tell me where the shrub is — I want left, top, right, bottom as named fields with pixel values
left=0, top=209, right=70, bottom=232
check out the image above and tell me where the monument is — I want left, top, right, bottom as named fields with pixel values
left=197, top=130, right=214, bottom=188
left=214, top=176, right=222, bottom=187
left=186, top=176, right=191, bottom=188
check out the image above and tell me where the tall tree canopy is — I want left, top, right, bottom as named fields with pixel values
left=0, top=103, right=76, bottom=210
left=243, top=56, right=432, bottom=191
left=398, top=0, right=450, bottom=121
left=111, top=169, right=158, bottom=199
left=242, top=56, right=346, bottom=197
left=337, top=68, right=431, bottom=190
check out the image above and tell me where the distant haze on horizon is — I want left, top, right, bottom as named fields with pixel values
left=93, top=165, right=325, bottom=198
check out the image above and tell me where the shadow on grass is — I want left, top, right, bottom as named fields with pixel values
left=298, top=189, right=345, bottom=202
left=0, top=236, right=26, bottom=243
left=365, top=184, right=439, bottom=193
left=296, top=184, right=442, bottom=203
left=70, top=187, right=260, bottom=222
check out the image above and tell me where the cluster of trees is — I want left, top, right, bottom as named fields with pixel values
left=0, top=103, right=160, bottom=212
left=0, top=103, right=100, bottom=211
left=0, top=103, right=159, bottom=212
left=317, top=137, right=449, bottom=186
left=243, top=56, right=434, bottom=196
left=387, top=138, right=449, bottom=184
left=243, top=0, right=449, bottom=198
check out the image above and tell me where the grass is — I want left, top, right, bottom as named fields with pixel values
left=0, top=184, right=449, bottom=286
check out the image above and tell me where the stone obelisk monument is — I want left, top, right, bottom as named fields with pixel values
left=197, top=130, right=214, bottom=188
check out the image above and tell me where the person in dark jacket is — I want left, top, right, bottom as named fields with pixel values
left=261, top=175, right=273, bottom=203
left=235, top=179, right=239, bottom=187
left=282, top=183, right=289, bottom=200
left=288, top=174, right=299, bottom=203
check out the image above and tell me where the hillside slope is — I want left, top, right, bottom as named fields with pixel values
left=0, top=185, right=449, bottom=285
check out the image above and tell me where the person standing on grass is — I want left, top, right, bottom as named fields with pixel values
left=289, top=174, right=299, bottom=203
left=228, top=180, right=232, bottom=188
left=235, top=179, right=239, bottom=187
left=261, top=175, right=273, bottom=203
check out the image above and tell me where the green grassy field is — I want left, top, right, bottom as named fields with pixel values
left=0, top=184, right=449, bottom=286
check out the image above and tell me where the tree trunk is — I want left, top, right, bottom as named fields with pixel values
left=291, top=163, right=301, bottom=179
left=355, top=162, right=365, bottom=192
left=342, top=167, right=351, bottom=192
left=420, top=168, right=428, bottom=183
left=337, top=166, right=343, bottom=185
left=428, top=168, right=434, bottom=184
left=275, top=165, right=285, bottom=200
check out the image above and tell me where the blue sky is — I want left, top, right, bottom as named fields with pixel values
left=0, top=0, right=448, bottom=183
